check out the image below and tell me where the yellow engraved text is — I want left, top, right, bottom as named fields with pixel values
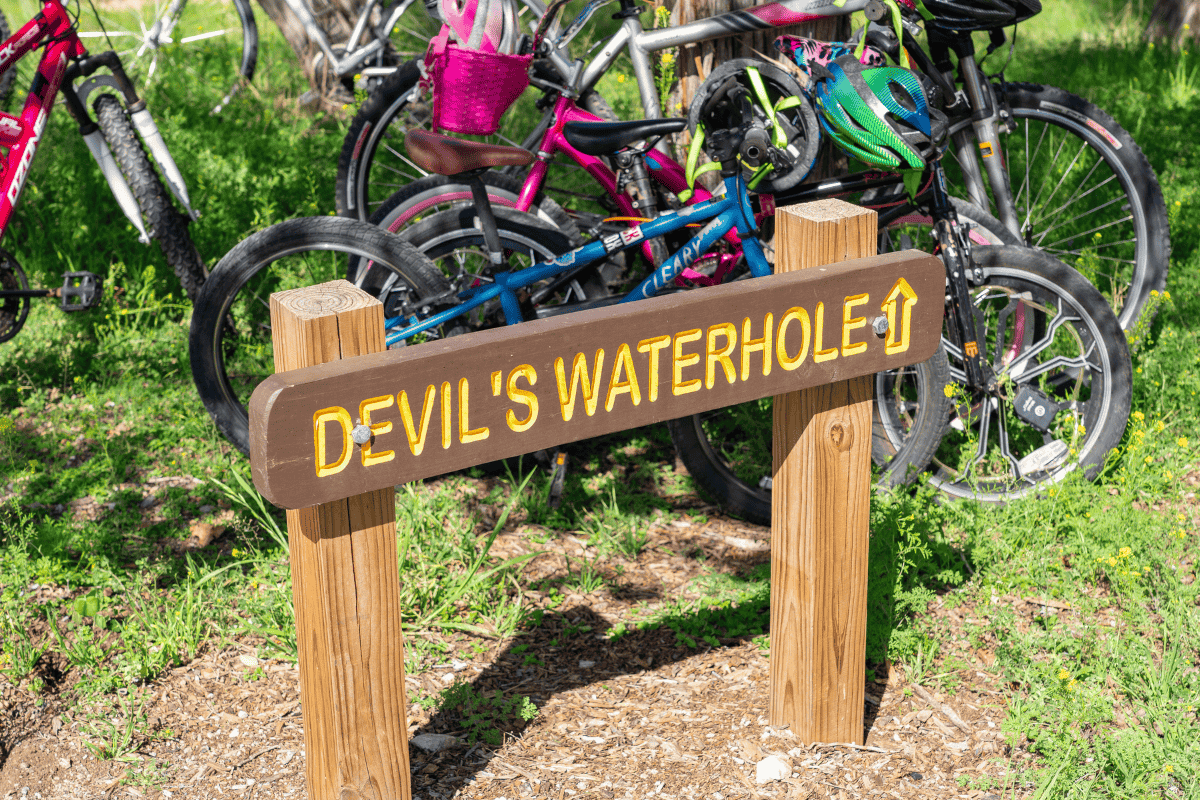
left=841, top=293, right=869, bottom=357
left=606, top=343, right=642, bottom=411
left=313, top=406, right=353, bottom=477
left=814, top=301, right=838, bottom=363
left=882, top=277, right=918, bottom=356
left=776, top=307, right=811, bottom=370
left=555, top=349, right=606, bottom=421
left=740, top=314, right=773, bottom=381
left=457, top=378, right=489, bottom=444
left=672, top=329, right=702, bottom=395
left=506, top=365, right=538, bottom=432
left=637, top=335, right=671, bottom=402
left=358, top=395, right=395, bottom=467
left=705, top=323, right=737, bottom=389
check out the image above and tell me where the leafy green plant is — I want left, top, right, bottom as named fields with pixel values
left=434, top=678, right=538, bottom=745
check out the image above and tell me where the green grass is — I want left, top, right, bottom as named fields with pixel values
left=0, top=2, right=1198, bottom=796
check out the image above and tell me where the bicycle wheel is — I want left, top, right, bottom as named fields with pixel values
left=0, top=250, right=30, bottom=345
left=929, top=245, right=1131, bottom=501
left=189, top=217, right=450, bottom=454
left=393, top=205, right=609, bottom=322
left=76, top=0, right=257, bottom=108
left=336, top=62, right=617, bottom=221
left=94, top=94, right=207, bottom=303
left=944, top=82, right=1169, bottom=331
left=369, top=170, right=581, bottom=243
left=666, top=199, right=1011, bottom=526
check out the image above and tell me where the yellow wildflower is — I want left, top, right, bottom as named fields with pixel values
left=1155, top=420, right=1166, bottom=432
left=1133, top=411, right=1145, bottom=422
left=1165, top=471, right=1174, bottom=480
left=1107, top=557, right=1118, bottom=566
left=1119, top=546, right=1132, bottom=558
left=1057, top=668, right=1071, bottom=681
left=1179, top=437, right=1189, bottom=448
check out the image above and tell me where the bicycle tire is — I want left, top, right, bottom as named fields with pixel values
left=189, top=217, right=450, bottom=454
left=94, top=94, right=207, bottom=304
left=667, top=199, right=1014, bottom=525
left=394, top=204, right=609, bottom=313
left=928, top=245, right=1132, bottom=502
left=336, top=61, right=618, bottom=221
left=369, top=170, right=582, bottom=244
left=76, top=0, right=256, bottom=102
left=0, top=250, right=30, bottom=345
left=945, top=82, right=1170, bottom=331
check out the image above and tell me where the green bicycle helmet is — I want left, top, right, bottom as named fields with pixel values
left=811, top=55, right=946, bottom=170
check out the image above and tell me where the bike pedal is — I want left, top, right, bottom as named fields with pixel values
left=60, top=272, right=103, bottom=312
left=547, top=450, right=568, bottom=510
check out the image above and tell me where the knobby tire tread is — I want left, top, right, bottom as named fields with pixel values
left=94, top=94, right=207, bottom=303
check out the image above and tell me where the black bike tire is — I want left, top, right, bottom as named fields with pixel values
left=369, top=170, right=582, bottom=244
left=94, top=94, right=207, bottom=304
left=189, top=217, right=450, bottom=454
left=231, top=0, right=258, bottom=83
left=930, top=245, right=1132, bottom=501
left=667, top=199, right=1015, bottom=526
left=395, top=205, right=608, bottom=304
left=336, top=60, right=618, bottom=221
left=949, top=82, right=1170, bottom=332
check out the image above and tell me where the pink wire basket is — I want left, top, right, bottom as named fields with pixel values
left=427, top=42, right=532, bottom=136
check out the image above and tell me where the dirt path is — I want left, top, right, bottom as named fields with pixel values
left=0, top=504, right=1021, bottom=800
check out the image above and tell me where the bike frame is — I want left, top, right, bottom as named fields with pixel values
left=526, top=0, right=1017, bottom=236
left=383, top=170, right=769, bottom=346
left=0, top=1, right=86, bottom=237
left=0, top=0, right=196, bottom=253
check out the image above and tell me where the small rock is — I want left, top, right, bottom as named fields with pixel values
left=754, top=755, right=790, bottom=784
left=238, top=710, right=249, bottom=718
left=451, top=660, right=468, bottom=671
left=239, top=654, right=259, bottom=668
left=186, top=522, right=226, bottom=549
left=909, top=772, right=924, bottom=781
left=579, top=660, right=595, bottom=669
left=230, top=727, right=240, bottom=738
left=139, top=495, right=158, bottom=509
left=412, top=734, right=459, bottom=753
left=104, top=401, right=116, bottom=408
left=199, top=504, right=216, bottom=514
left=57, top=758, right=70, bottom=769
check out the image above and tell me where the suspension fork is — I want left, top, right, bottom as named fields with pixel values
left=954, top=51, right=1020, bottom=239
left=930, top=163, right=992, bottom=391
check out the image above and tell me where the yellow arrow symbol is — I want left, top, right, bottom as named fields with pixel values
left=882, top=277, right=918, bottom=356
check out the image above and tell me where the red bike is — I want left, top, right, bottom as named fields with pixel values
left=0, top=0, right=204, bottom=343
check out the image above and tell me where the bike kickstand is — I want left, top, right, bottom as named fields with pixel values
left=547, top=449, right=569, bottom=510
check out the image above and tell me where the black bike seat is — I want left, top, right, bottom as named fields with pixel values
left=562, top=118, right=687, bottom=157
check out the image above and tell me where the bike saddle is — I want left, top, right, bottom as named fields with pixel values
left=404, top=130, right=534, bottom=176
left=561, top=118, right=687, bottom=157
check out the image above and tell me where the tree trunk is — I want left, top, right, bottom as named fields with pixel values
left=1146, top=0, right=1200, bottom=46
left=256, top=0, right=363, bottom=107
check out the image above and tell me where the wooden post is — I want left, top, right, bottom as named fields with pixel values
left=769, top=199, right=876, bottom=745
left=269, top=280, right=411, bottom=800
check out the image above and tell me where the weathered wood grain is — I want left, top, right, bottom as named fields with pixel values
left=271, top=281, right=412, bottom=800
left=769, top=199, right=877, bottom=745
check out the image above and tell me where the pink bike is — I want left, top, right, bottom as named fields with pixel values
left=0, top=0, right=203, bottom=343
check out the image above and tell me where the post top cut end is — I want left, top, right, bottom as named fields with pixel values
left=270, top=279, right=376, bottom=320
left=779, top=198, right=875, bottom=223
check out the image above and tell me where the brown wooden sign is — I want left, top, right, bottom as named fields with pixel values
left=249, top=249, right=943, bottom=509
